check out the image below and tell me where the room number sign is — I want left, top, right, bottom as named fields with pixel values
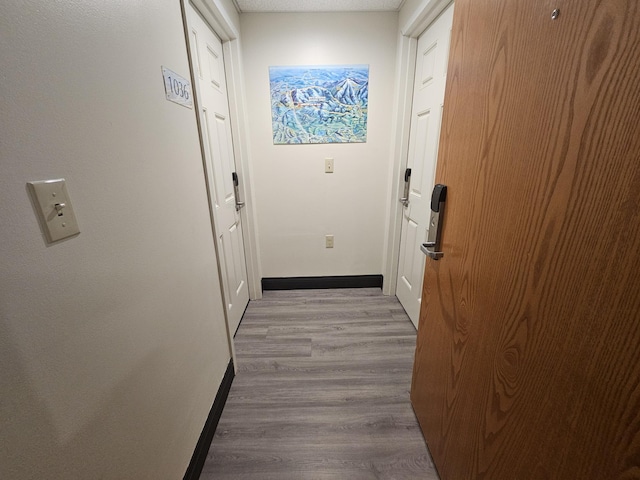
left=162, top=66, right=193, bottom=109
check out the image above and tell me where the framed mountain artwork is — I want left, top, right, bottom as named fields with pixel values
left=269, top=65, right=369, bottom=144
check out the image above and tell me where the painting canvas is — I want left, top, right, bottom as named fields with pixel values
left=269, top=65, right=369, bottom=144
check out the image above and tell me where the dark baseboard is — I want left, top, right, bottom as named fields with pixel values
left=183, top=359, right=234, bottom=480
left=262, top=275, right=383, bottom=291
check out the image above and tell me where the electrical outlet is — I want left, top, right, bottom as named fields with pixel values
left=325, top=235, right=334, bottom=248
left=325, top=157, right=334, bottom=173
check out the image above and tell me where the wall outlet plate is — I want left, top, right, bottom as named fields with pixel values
left=28, top=179, right=80, bottom=243
left=325, top=234, right=334, bottom=248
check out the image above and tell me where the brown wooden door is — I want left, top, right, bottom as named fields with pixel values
left=410, top=0, right=640, bottom=478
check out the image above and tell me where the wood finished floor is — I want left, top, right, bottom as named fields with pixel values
left=199, top=288, right=439, bottom=480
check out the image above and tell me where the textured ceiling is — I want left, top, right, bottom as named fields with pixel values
left=234, top=0, right=405, bottom=13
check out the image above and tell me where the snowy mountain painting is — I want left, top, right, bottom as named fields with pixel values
left=269, top=65, right=369, bottom=144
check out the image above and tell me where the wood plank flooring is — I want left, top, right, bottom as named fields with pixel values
left=199, top=288, right=439, bottom=480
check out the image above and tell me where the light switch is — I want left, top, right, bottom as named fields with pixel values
left=325, top=157, right=334, bottom=173
left=28, top=179, right=80, bottom=243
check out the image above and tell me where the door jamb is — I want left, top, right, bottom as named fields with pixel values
left=183, top=0, right=263, bottom=301
left=181, top=0, right=238, bottom=370
left=222, top=38, right=263, bottom=301
left=382, top=0, right=453, bottom=295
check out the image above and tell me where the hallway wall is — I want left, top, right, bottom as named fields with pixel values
left=0, top=1, right=233, bottom=478
left=240, top=12, right=399, bottom=278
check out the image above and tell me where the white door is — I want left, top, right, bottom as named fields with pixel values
left=396, top=3, right=454, bottom=328
left=187, top=4, right=249, bottom=335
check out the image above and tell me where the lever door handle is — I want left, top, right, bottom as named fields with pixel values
left=421, top=184, right=447, bottom=260
left=400, top=168, right=412, bottom=208
left=232, top=172, right=245, bottom=212
left=421, top=242, right=444, bottom=260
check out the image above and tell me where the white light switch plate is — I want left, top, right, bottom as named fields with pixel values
left=28, top=179, right=80, bottom=243
left=325, top=157, right=334, bottom=173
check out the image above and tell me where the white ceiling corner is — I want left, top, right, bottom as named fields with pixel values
left=234, top=0, right=405, bottom=13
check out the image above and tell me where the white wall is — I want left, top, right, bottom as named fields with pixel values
left=399, top=0, right=453, bottom=35
left=0, top=1, right=231, bottom=478
left=241, top=12, right=399, bottom=278
left=213, top=0, right=240, bottom=35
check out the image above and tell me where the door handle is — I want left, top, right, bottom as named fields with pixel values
left=232, top=172, right=245, bottom=211
left=421, top=184, right=447, bottom=260
left=399, top=168, right=411, bottom=207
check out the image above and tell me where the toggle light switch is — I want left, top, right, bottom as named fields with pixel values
left=325, top=157, right=334, bottom=173
left=28, top=179, right=80, bottom=243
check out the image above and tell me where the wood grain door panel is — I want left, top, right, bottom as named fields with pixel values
left=410, top=0, right=640, bottom=478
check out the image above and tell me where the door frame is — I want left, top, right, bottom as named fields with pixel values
left=382, top=0, right=453, bottom=296
left=180, top=0, right=262, bottom=302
